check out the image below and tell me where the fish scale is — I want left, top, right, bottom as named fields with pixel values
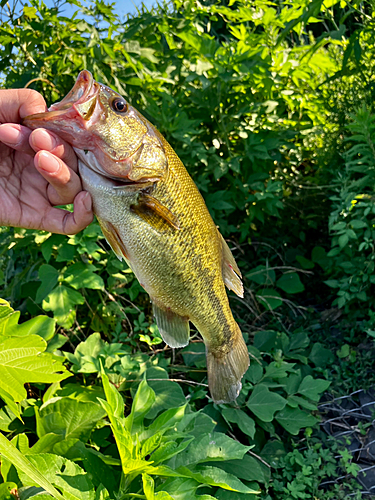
left=24, top=70, right=249, bottom=403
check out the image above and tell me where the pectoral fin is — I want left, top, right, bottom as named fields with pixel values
left=152, top=302, right=190, bottom=348
left=131, top=193, right=180, bottom=231
left=220, top=233, right=244, bottom=298
left=98, top=218, right=129, bottom=262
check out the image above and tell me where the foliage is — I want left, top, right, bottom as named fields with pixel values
left=264, top=435, right=361, bottom=500
left=1, top=0, right=374, bottom=498
left=324, top=106, right=375, bottom=311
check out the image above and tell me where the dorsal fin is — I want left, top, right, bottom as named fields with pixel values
left=220, top=233, right=244, bottom=298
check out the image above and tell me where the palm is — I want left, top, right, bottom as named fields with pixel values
left=0, top=88, right=93, bottom=235
left=0, top=143, right=52, bottom=231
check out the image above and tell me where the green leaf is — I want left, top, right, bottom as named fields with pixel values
left=275, top=407, right=319, bottom=435
left=144, top=367, right=186, bottom=419
left=173, top=432, right=251, bottom=468
left=208, top=454, right=270, bottom=484
left=127, top=378, right=156, bottom=434
left=36, top=265, right=59, bottom=303
left=23, top=6, right=38, bottom=18
left=221, top=408, right=256, bottom=438
left=37, top=397, right=106, bottom=442
left=256, top=289, right=282, bottom=310
left=297, top=376, right=330, bottom=401
left=6, top=316, right=56, bottom=341
left=143, top=473, right=155, bottom=500
left=309, top=343, right=334, bottom=366
left=64, top=263, right=104, bottom=290
left=178, top=466, right=259, bottom=494
left=276, top=272, right=304, bottom=294
left=0, top=482, right=17, bottom=500
left=156, top=477, right=215, bottom=500
left=43, top=285, right=85, bottom=328
left=247, top=384, right=287, bottom=422
left=0, top=435, right=65, bottom=500
left=17, top=454, right=95, bottom=500
left=0, top=335, right=69, bottom=403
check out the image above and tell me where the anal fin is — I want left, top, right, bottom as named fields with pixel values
left=98, top=218, right=129, bottom=262
left=220, top=234, right=244, bottom=298
left=152, top=302, right=190, bottom=348
left=131, top=193, right=180, bottom=231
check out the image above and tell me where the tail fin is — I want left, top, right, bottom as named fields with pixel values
left=206, top=328, right=249, bottom=404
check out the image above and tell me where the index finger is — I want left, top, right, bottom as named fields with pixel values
left=0, top=89, right=47, bottom=124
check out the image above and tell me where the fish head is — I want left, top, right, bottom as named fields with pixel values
left=23, top=70, right=167, bottom=182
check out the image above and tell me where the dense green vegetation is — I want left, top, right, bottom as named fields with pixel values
left=1, top=0, right=375, bottom=498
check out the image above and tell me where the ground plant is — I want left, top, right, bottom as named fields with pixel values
left=1, top=0, right=375, bottom=498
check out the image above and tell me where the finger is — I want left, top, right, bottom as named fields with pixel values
left=41, top=191, right=93, bottom=235
left=30, top=128, right=78, bottom=172
left=0, top=123, right=35, bottom=155
left=0, top=89, right=47, bottom=124
left=34, top=150, right=82, bottom=205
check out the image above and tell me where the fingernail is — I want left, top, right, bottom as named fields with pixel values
left=37, top=151, right=60, bottom=174
left=82, top=192, right=92, bottom=211
left=0, top=124, right=22, bottom=145
left=31, top=129, right=57, bottom=151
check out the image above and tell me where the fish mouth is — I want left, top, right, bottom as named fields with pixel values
left=23, top=70, right=100, bottom=125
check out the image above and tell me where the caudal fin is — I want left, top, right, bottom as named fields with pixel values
left=206, top=328, right=249, bottom=404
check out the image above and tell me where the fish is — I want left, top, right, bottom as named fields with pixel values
left=24, top=70, right=249, bottom=403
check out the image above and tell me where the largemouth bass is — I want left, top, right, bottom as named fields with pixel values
left=24, top=70, right=249, bottom=403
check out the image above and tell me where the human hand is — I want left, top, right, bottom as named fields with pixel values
left=0, top=89, right=93, bottom=234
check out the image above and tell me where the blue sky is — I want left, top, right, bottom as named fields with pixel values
left=50, top=0, right=157, bottom=18
left=7, top=0, right=157, bottom=20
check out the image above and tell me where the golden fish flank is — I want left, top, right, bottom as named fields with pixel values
left=24, top=70, right=250, bottom=403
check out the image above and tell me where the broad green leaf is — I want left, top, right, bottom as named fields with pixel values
left=156, top=477, right=216, bottom=500
left=173, top=432, right=251, bottom=468
left=6, top=316, right=56, bottom=341
left=256, top=289, right=282, bottom=310
left=276, top=272, right=304, bottom=294
left=275, top=407, right=319, bottom=435
left=0, top=435, right=65, bottom=500
left=297, top=376, right=330, bottom=401
left=144, top=367, right=186, bottom=419
left=309, top=343, right=334, bottom=367
left=208, top=454, right=270, bottom=484
left=43, top=285, right=84, bottom=328
left=36, top=265, right=59, bottom=303
left=64, top=263, right=104, bottom=290
left=221, top=408, right=256, bottom=438
left=178, top=466, right=260, bottom=494
left=216, top=490, right=259, bottom=500
left=36, top=397, right=106, bottom=442
left=247, top=385, right=287, bottom=422
left=0, top=335, right=69, bottom=402
left=17, top=454, right=95, bottom=500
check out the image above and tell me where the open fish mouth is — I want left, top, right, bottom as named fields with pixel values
left=23, top=70, right=100, bottom=124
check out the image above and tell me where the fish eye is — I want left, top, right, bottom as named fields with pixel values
left=111, top=97, right=127, bottom=114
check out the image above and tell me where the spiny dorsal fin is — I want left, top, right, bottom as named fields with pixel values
left=131, top=193, right=180, bottom=231
left=98, top=218, right=129, bottom=262
left=220, top=233, right=244, bottom=298
left=152, top=302, right=190, bottom=348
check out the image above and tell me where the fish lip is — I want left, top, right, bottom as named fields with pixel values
left=50, top=70, right=95, bottom=112
left=23, top=70, right=100, bottom=124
